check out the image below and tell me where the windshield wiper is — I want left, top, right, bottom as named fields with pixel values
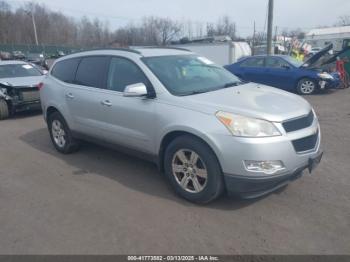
left=179, top=89, right=211, bottom=96
left=178, top=81, right=245, bottom=96
left=222, top=81, right=244, bottom=88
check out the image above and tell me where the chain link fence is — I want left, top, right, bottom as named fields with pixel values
left=0, top=44, right=81, bottom=57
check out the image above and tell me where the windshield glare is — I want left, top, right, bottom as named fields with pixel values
left=142, top=55, right=242, bottom=96
left=0, top=64, right=42, bottom=78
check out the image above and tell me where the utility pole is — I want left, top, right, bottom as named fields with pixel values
left=26, top=4, right=39, bottom=45
left=31, top=9, right=39, bottom=45
left=274, top=26, right=278, bottom=41
left=267, top=0, right=274, bottom=55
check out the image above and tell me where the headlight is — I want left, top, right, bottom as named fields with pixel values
left=317, top=72, right=334, bottom=80
left=216, top=111, right=281, bottom=137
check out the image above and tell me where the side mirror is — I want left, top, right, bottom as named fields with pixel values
left=123, top=83, right=148, bottom=97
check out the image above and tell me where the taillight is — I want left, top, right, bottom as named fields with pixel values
left=37, top=82, right=44, bottom=90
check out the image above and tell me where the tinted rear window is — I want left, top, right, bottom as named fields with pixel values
left=51, top=58, right=81, bottom=83
left=75, top=56, right=110, bottom=89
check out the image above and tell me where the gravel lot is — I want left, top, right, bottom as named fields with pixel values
left=0, top=89, right=349, bottom=255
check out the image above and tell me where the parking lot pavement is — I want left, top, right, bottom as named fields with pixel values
left=0, top=89, right=349, bottom=255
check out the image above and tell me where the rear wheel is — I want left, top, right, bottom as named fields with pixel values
left=48, top=112, right=80, bottom=154
left=164, top=135, right=224, bottom=204
left=297, top=78, right=317, bottom=95
left=0, top=99, right=9, bottom=120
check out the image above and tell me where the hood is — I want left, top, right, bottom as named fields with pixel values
left=321, top=46, right=350, bottom=65
left=301, top=44, right=333, bottom=69
left=0, top=76, right=44, bottom=88
left=182, top=83, right=311, bottom=122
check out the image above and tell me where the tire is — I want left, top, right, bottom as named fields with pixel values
left=297, top=78, right=317, bottom=95
left=47, top=111, right=80, bottom=154
left=0, top=99, right=9, bottom=120
left=164, top=135, right=224, bottom=204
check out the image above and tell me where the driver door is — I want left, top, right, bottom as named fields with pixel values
left=264, top=57, right=294, bottom=90
left=96, top=57, right=156, bottom=154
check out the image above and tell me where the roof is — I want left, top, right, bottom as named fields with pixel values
left=62, top=47, right=192, bottom=61
left=134, top=47, right=192, bottom=57
left=0, top=60, right=27, bottom=65
left=306, top=26, right=350, bottom=36
left=247, top=55, right=288, bottom=58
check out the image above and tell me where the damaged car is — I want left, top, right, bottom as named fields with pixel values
left=225, top=44, right=340, bottom=95
left=0, top=61, right=44, bottom=120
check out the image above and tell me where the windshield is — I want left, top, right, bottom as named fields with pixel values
left=283, top=56, right=303, bottom=67
left=142, top=55, right=242, bottom=96
left=0, top=64, right=42, bottom=78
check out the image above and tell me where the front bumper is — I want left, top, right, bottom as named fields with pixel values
left=319, top=73, right=341, bottom=89
left=224, top=151, right=323, bottom=199
left=210, top=117, right=322, bottom=199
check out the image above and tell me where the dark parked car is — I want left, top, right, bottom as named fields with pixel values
left=0, top=61, right=44, bottom=119
left=12, top=50, right=26, bottom=60
left=225, top=45, right=340, bottom=95
left=26, top=53, right=49, bottom=70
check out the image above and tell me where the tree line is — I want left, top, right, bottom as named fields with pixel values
left=1, top=0, right=348, bottom=49
left=0, top=1, right=240, bottom=48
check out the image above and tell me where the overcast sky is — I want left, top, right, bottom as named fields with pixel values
left=8, top=0, right=350, bottom=36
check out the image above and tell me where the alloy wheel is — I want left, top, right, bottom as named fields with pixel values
left=171, top=149, right=208, bottom=193
left=300, top=80, right=315, bottom=94
left=51, top=119, right=66, bottom=148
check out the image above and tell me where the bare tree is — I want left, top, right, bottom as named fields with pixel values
left=206, top=16, right=236, bottom=40
left=157, top=18, right=181, bottom=45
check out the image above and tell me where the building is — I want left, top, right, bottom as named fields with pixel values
left=305, top=26, right=350, bottom=51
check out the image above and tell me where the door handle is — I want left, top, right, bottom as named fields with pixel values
left=101, top=100, right=112, bottom=107
left=65, top=93, right=74, bottom=99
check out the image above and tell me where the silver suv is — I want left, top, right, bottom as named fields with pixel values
left=40, top=48, right=323, bottom=203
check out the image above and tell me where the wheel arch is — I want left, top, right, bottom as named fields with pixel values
left=158, top=130, right=222, bottom=173
left=46, top=106, right=61, bottom=120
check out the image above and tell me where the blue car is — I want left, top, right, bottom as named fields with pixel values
left=225, top=45, right=340, bottom=95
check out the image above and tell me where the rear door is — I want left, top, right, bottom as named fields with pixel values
left=64, top=56, right=111, bottom=139
left=238, top=57, right=266, bottom=83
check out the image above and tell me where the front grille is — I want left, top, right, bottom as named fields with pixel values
left=20, top=90, right=40, bottom=102
left=282, top=111, right=314, bottom=133
left=292, top=129, right=319, bottom=153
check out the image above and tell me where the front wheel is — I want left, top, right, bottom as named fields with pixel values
left=297, top=78, right=317, bottom=95
left=164, top=135, right=224, bottom=204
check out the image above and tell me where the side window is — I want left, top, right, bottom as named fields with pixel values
left=107, top=57, right=150, bottom=92
left=51, top=58, right=81, bottom=83
left=265, top=57, right=289, bottom=68
left=75, top=56, right=110, bottom=89
left=240, top=57, right=265, bottom=68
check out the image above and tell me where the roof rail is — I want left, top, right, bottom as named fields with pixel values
left=133, top=46, right=191, bottom=52
left=71, top=48, right=142, bottom=55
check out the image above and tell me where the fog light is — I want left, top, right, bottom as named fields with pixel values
left=244, top=160, right=285, bottom=174
left=319, top=81, right=326, bottom=89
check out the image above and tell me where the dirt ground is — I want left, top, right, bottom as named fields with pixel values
left=0, top=89, right=349, bottom=255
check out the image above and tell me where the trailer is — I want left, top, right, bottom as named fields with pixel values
left=305, top=26, right=350, bottom=52
left=172, top=41, right=252, bottom=66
